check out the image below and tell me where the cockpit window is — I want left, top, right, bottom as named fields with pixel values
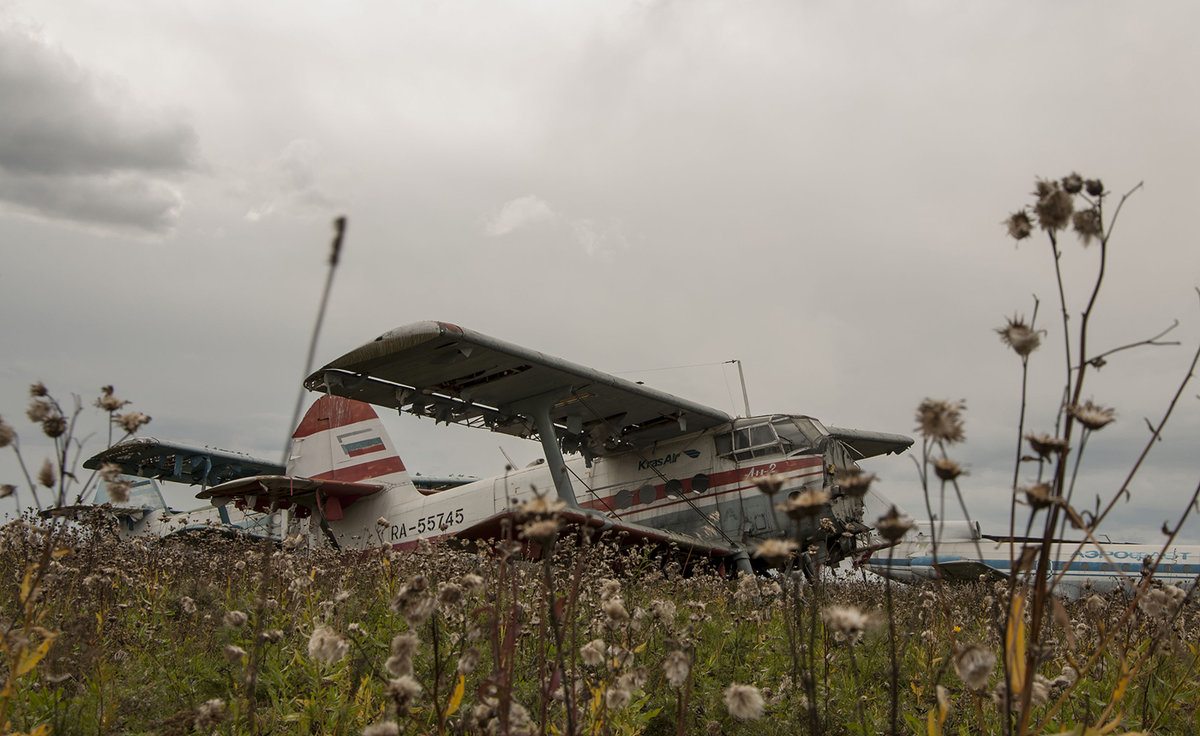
left=715, top=418, right=791, bottom=461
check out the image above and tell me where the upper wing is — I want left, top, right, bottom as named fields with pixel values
left=304, top=321, right=732, bottom=458
left=84, top=438, right=285, bottom=487
left=826, top=427, right=914, bottom=460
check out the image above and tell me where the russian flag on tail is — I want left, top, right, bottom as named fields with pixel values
left=337, top=428, right=386, bottom=458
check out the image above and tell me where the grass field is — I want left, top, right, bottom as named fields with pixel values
left=2, top=519, right=1196, bottom=735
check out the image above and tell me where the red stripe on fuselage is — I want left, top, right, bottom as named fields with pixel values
left=579, top=456, right=824, bottom=513
left=309, top=455, right=407, bottom=482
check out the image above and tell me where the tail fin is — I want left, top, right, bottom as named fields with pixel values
left=287, top=395, right=410, bottom=485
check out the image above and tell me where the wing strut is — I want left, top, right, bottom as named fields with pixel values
left=508, top=389, right=581, bottom=511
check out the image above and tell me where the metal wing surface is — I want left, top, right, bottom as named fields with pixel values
left=304, top=321, right=732, bottom=458
left=84, top=438, right=285, bottom=487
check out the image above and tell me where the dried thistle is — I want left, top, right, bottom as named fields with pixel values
left=724, top=683, right=765, bottom=721
left=94, top=386, right=129, bottom=412
left=1069, top=400, right=1115, bottom=431
left=835, top=467, right=875, bottom=498
left=41, top=416, right=68, bottom=439
left=1034, top=180, right=1074, bottom=232
left=38, top=458, right=56, bottom=488
left=1072, top=207, right=1103, bottom=245
left=663, top=650, right=690, bottom=688
left=26, top=399, right=52, bottom=423
left=751, top=473, right=785, bottom=495
left=876, top=505, right=912, bottom=542
left=0, top=416, right=15, bottom=448
left=223, top=610, right=248, bottom=627
left=1085, top=178, right=1104, bottom=197
left=932, top=457, right=966, bottom=482
left=996, top=315, right=1041, bottom=357
left=915, top=399, right=966, bottom=444
left=519, top=518, right=560, bottom=544
left=107, top=479, right=132, bottom=504
left=751, top=538, right=798, bottom=566
left=115, top=411, right=152, bottom=434
left=307, top=625, right=349, bottom=664
left=1022, top=483, right=1053, bottom=509
left=29, top=382, right=48, bottom=397
left=0, top=485, right=13, bottom=499
left=954, top=643, right=996, bottom=690
left=777, top=487, right=830, bottom=519
left=822, top=605, right=868, bottom=644
left=1025, top=432, right=1069, bottom=459
left=1061, top=172, right=1084, bottom=194
left=1004, top=210, right=1033, bottom=240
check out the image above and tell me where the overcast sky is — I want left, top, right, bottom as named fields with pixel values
left=3, top=1, right=1199, bottom=545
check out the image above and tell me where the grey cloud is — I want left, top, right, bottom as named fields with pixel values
left=0, top=21, right=196, bottom=231
left=0, top=171, right=183, bottom=234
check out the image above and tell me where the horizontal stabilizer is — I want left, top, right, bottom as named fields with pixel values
left=196, top=475, right=385, bottom=520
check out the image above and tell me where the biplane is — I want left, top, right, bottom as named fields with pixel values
left=84, top=321, right=912, bottom=570
left=212, top=321, right=913, bottom=570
